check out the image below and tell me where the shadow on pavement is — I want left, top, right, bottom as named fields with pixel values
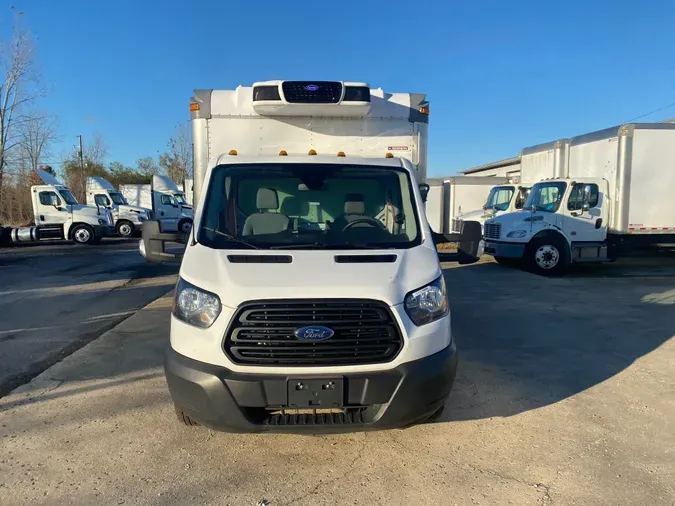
left=441, top=261, right=675, bottom=421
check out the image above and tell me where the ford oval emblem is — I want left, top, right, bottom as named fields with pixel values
left=305, top=84, right=320, bottom=91
left=294, top=325, right=334, bottom=341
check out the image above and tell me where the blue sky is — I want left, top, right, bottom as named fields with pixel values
left=3, top=0, right=675, bottom=176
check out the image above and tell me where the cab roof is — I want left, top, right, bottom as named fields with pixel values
left=211, top=154, right=412, bottom=171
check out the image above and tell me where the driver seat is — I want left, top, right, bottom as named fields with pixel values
left=331, top=193, right=367, bottom=231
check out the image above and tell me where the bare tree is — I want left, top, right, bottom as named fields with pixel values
left=158, top=123, right=193, bottom=182
left=18, top=112, right=58, bottom=172
left=137, top=156, right=159, bottom=176
left=0, top=12, right=43, bottom=206
left=87, top=132, right=108, bottom=167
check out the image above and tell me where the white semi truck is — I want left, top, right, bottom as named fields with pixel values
left=120, top=175, right=193, bottom=234
left=140, top=79, right=481, bottom=433
left=85, top=177, right=152, bottom=237
left=7, top=169, right=115, bottom=245
left=484, top=123, right=675, bottom=275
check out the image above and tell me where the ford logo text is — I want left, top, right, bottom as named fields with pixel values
left=294, top=326, right=334, bottom=341
left=304, top=84, right=320, bottom=91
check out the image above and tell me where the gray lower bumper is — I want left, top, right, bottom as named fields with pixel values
left=484, top=240, right=526, bottom=258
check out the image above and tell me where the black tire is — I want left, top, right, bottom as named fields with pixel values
left=177, top=219, right=193, bottom=235
left=494, top=256, right=521, bottom=268
left=525, top=236, right=569, bottom=276
left=424, top=405, right=445, bottom=423
left=71, top=224, right=95, bottom=245
left=175, top=405, right=200, bottom=427
left=116, top=220, right=135, bottom=238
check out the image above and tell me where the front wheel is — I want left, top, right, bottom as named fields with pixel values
left=525, top=236, right=568, bottom=276
left=116, top=220, right=135, bottom=238
left=71, top=224, right=95, bottom=245
left=177, top=218, right=193, bottom=235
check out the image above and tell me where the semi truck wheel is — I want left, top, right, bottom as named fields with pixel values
left=178, top=219, right=193, bottom=235
left=525, top=236, right=568, bottom=276
left=116, top=220, right=134, bottom=238
left=71, top=224, right=95, bottom=245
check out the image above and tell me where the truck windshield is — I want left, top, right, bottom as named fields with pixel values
left=484, top=186, right=514, bottom=211
left=173, top=193, right=188, bottom=205
left=198, top=163, right=421, bottom=250
left=524, top=181, right=567, bottom=213
left=58, top=189, right=78, bottom=205
left=109, top=192, right=127, bottom=205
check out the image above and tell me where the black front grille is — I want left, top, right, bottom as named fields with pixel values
left=224, top=300, right=403, bottom=366
left=281, top=81, right=343, bottom=104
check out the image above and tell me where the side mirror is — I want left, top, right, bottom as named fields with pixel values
left=418, top=183, right=430, bottom=203
left=140, top=220, right=185, bottom=263
left=432, top=220, right=482, bottom=264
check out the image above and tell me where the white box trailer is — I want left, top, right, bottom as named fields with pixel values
left=484, top=123, right=675, bottom=275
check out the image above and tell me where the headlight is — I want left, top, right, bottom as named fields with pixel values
left=404, top=275, right=449, bottom=326
left=172, top=278, right=221, bottom=328
left=507, top=230, right=527, bottom=238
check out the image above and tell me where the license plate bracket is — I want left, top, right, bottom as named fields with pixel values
left=287, top=378, right=344, bottom=409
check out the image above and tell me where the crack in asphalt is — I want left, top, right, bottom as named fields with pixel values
left=284, top=433, right=368, bottom=506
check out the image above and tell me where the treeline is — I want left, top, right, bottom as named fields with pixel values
left=0, top=10, right=192, bottom=226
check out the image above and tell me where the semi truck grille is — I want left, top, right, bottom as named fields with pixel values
left=484, top=223, right=501, bottom=240
left=224, top=300, right=403, bottom=366
left=282, top=81, right=343, bottom=104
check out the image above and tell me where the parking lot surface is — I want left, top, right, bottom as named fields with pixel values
left=0, top=240, right=179, bottom=396
left=1, top=258, right=674, bottom=505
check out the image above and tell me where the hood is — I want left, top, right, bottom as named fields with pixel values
left=179, top=242, right=442, bottom=308
left=457, top=207, right=495, bottom=223
left=71, top=204, right=110, bottom=218
left=118, top=204, right=150, bottom=214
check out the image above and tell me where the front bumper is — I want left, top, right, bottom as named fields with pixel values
left=484, top=240, right=526, bottom=258
left=164, top=341, right=458, bottom=433
left=93, top=225, right=115, bottom=238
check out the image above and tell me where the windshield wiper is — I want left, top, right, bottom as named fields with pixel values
left=203, top=228, right=260, bottom=249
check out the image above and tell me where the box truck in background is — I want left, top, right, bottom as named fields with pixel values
left=484, top=123, right=675, bottom=275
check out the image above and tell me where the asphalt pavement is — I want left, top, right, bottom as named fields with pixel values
left=1, top=258, right=673, bottom=505
left=0, top=239, right=179, bottom=396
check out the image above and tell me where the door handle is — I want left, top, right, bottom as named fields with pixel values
left=595, top=218, right=603, bottom=229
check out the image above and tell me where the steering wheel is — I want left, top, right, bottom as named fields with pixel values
left=342, top=217, right=387, bottom=231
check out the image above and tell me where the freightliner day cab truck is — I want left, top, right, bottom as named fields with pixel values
left=6, top=169, right=115, bottom=245
left=86, top=177, right=152, bottom=237
left=140, top=80, right=481, bottom=433
left=120, top=175, right=193, bottom=234
left=484, top=123, right=675, bottom=275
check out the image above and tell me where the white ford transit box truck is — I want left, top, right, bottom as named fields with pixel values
left=140, top=80, right=481, bottom=432
left=86, top=176, right=152, bottom=237
left=484, top=123, right=675, bottom=275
